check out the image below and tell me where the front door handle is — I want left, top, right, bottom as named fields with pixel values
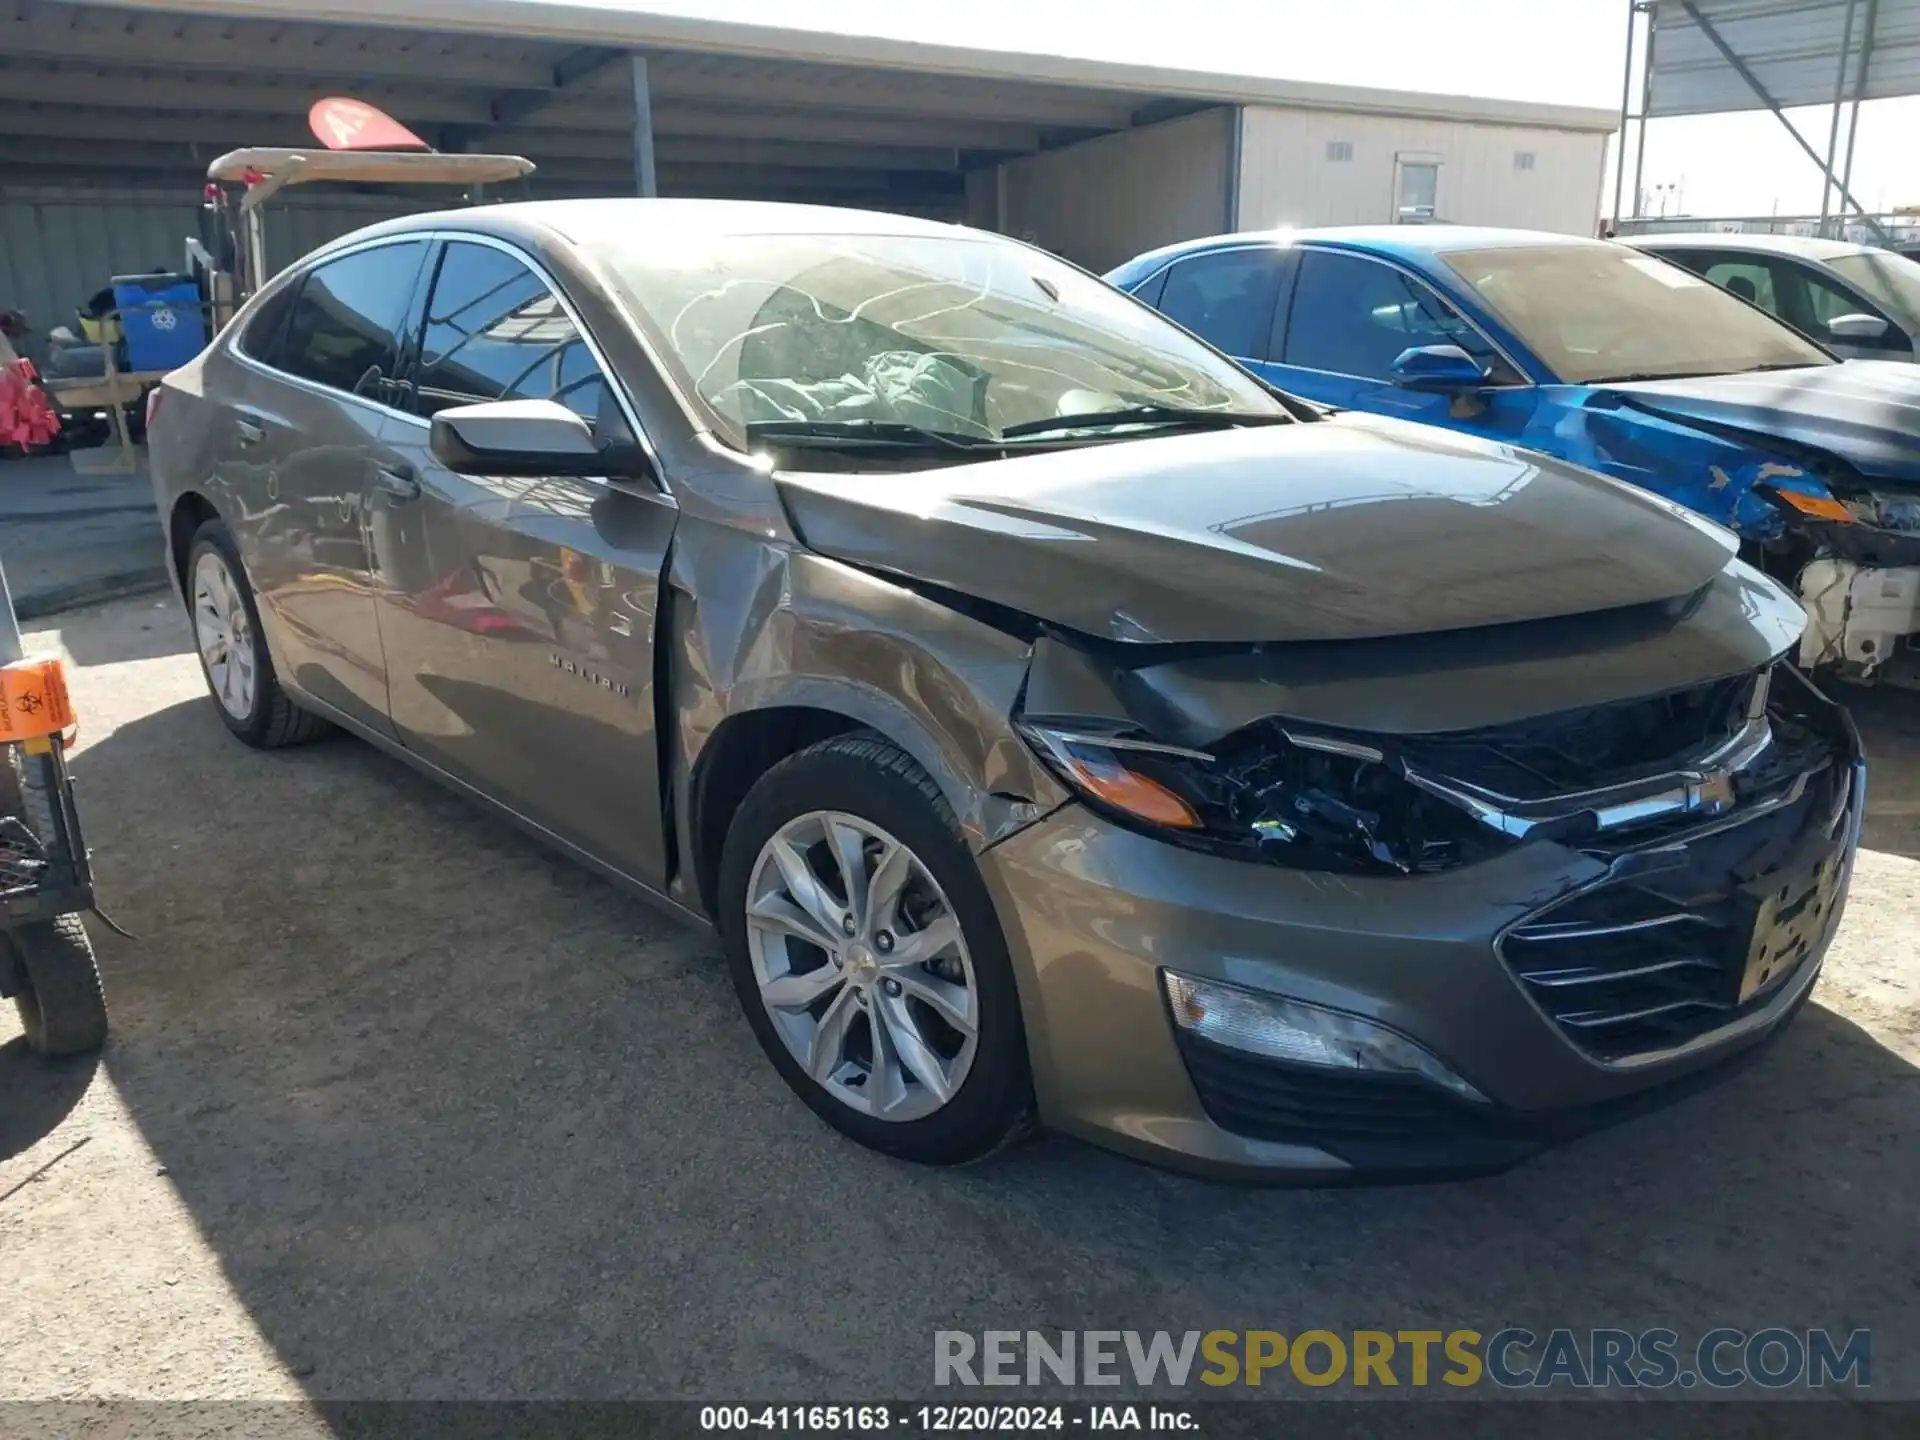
left=235, top=418, right=266, bottom=447
left=373, top=465, right=421, bottom=503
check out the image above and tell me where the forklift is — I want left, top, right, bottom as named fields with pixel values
left=197, top=145, right=537, bottom=320
left=0, top=559, right=105, bottom=1056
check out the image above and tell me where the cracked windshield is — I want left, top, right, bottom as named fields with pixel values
left=587, top=231, right=1285, bottom=451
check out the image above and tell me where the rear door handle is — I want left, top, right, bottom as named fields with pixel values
left=373, top=465, right=421, bottom=503
left=234, top=418, right=266, bottom=447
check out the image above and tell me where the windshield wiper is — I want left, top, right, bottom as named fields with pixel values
left=1592, top=363, right=1825, bottom=384
left=998, top=406, right=1293, bottom=440
left=1586, top=370, right=1720, bottom=384
left=744, top=419, right=993, bottom=452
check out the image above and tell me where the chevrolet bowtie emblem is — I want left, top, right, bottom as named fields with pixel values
left=1690, top=771, right=1737, bottom=814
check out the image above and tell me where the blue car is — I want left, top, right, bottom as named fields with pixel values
left=1107, top=227, right=1920, bottom=687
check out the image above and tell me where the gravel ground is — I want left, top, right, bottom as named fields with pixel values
left=1, top=594, right=1916, bottom=1409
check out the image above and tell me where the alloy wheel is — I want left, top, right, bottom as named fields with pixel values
left=744, top=810, right=979, bottom=1123
left=192, top=549, right=257, bottom=721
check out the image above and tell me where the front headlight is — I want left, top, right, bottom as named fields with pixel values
left=1015, top=719, right=1504, bottom=875
left=1861, top=489, right=1920, bottom=532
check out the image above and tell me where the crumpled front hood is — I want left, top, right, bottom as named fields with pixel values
left=776, top=414, right=1738, bottom=645
left=1606, top=361, right=1920, bottom=484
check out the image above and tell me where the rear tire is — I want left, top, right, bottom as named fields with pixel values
left=186, top=519, right=329, bottom=749
left=718, top=733, right=1032, bottom=1165
left=2, top=736, right=108, bottom=1057
left=7, top=915, right=107, bottom=1056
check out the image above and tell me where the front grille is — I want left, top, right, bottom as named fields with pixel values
left=1180, top=1036, right=1493, bottom=1145
left=1402, top=671, right=1758, bottom=802
left=1174, top=1023, right=1797, bottom=1175
left=1500, top=715, right=1854, bottom=1065
left=1174, top=1032, right=1537, bottom=1173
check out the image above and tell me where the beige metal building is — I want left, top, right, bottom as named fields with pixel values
left=0, top=0, right=1616, bottom=328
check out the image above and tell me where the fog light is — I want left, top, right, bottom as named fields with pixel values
left=1161, top=970, right=1487, bottom=1104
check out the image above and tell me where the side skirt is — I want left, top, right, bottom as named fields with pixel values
left=290, top=692, right=716, bottom=939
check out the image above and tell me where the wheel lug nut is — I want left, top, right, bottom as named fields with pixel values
left=874, top=931, right=894, bottom=953
left=883, top=978, right=902, bottom=997
left=841, top=914, right=857, bottom=937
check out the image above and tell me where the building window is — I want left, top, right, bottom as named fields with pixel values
left=1515, top=151, right=1537, bottom=171
left=1394, top=157, right=1441, bottom=223
left=1326, top=140, right=1354, bottom=162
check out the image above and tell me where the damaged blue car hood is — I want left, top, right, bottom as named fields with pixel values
left=1605, top=361, right=1920, bottom=485
left=1108, top=232, right=1920, bottom=543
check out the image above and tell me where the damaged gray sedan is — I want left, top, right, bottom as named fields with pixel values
left=148, top=201, right=1865, bottom=1181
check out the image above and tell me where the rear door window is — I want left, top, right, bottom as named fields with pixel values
left=1157, top=249, right=1287, bottom=360
left=1698, top=259, right=1778, bottom=315
left=277, top=241, right=429, bottom=400
left=411, top=241, right=609, bottom=421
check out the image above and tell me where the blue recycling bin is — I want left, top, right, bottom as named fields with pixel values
left=111, top=273, right=206, bottom=372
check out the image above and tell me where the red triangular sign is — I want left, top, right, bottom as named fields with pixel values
left=308, top=98, right=430, bottom=152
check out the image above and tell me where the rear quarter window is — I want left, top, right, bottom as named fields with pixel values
left=235, top=282, right=299, bottom=367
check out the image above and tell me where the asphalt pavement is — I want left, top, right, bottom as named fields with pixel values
left=0, top=453, right=166, bottom=620
left=0, top=595, right=1915, bottom=1413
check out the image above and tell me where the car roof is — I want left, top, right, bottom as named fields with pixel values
left=1108, top=225, right=1611, bottom=279
left=337, top=196, right=982, bottom=251
left=1625, top=231, right=1870, bottom=261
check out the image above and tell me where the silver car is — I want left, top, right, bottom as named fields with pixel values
left=1629, top=232, right=1920, bottom=362
left=148, top=200, right=1863, bottom=1181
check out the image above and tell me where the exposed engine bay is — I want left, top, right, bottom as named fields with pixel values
left=1005, top=564, right=1845, bottom=880
left=1016, top=636, right=1849, bottom=879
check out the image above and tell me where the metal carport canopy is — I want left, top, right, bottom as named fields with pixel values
left=1648, top=0, right=1920, bottom=115
left=0, top=0, right=1614, bottom=214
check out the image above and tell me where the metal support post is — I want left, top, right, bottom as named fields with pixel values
left=632, top=54, right=659, bottom=198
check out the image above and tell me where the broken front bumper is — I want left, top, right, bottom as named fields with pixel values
left=1794, top=517, right=1920, bottom=685
left=979, top=708, right=1864, bottom=1183
left=1799, top=558, right=1920, bottom=683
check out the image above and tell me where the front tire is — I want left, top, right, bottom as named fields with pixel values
left=186, top=519, right=328, bottom=749
left=7, top=915, right=107, bottom=1056
left=0, top=753, right=108, bottom=1055
left=718, top=734, right=1032, bottom=1165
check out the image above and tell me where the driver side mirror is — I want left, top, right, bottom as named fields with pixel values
left=1390, top=343, right=1490, bottom=392
left=430, top=398, right=654, bottom=481
left=1826, top=312, right=1891, bottom=341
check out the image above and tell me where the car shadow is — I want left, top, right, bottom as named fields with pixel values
left=1846, top=682, right=1920, bottom=859
left=56, top=690, right=1920, bottom=1402
left=0, top=1037, right=99, bottom=1164
left=25, top=591, right=192, bottom=669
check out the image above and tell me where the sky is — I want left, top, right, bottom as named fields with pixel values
left=556, top=0, right=1920, bottom=221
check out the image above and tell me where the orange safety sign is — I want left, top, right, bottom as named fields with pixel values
left=0, top=655, right=75, bottom=742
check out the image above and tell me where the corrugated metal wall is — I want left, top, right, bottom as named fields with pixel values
left=0, top=185, right=431, bottom=350
left=1236, top=108, right=1608, bottom=236
left=995, top=109, right=1233, bottom=272
left=1649, top=0, right=1920, bottom=116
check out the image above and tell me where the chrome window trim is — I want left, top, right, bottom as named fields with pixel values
left=227, top=226, right=669, bottom=496
left=1403, top=709, right=1775, bottom=841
